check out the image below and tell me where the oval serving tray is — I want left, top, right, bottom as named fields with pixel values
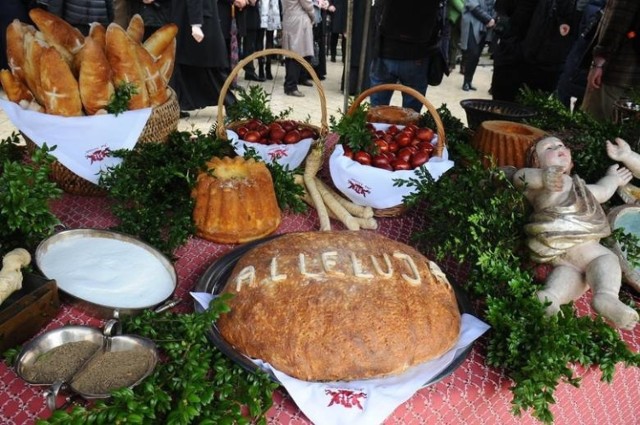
left=36, top=229, right=177, bottom=318
left=194, top=234, right=475, bottom=386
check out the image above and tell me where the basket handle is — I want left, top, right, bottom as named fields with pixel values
left=216, top=48, right=329, bottom=140
left=347, top=83, right=446, bottom=156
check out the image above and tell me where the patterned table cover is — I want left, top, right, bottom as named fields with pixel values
left=0, top=194, right=638, bottom=425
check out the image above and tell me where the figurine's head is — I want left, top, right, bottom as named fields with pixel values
left=526, top=136, right=573, bottom=174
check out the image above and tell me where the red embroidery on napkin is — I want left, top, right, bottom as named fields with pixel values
left=325, top=388, right=367, bottom=410
left=86, top=146, right=111, bottom=164
left=347, top=179, right=371, bottom=197
left=268, top=147, right=289, bottom=161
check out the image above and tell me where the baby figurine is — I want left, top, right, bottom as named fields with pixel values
left=513, top=136, right=639, bottom=330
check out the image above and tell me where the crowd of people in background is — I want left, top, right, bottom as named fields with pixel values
left=0, top=0, right=639, bottom=123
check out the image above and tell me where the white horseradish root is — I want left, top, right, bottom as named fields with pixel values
left=0, top=248, right=31, bottom=305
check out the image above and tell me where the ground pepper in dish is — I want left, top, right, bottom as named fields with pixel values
left=71, top=348, right=154, bottom=395
left=24, top=341, right=101, bottom=383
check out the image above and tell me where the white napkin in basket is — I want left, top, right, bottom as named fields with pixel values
left=227, top=129, right=312, bottom=170
left=191, top=292, right=489, bottom=425
left=0, top=99, right=152, bottom=184
left=329, top=122, right=454, bottom=209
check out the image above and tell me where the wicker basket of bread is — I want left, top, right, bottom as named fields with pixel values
left=216, top=48, right=328, bottom=170
left=329, top=83, right=453, bottom=217
left=0, top=10, right=180, bottom=196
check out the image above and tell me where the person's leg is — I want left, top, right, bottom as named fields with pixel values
left=330, top=32, right=338, bottom=62
left=396, top=59, right=429, bottom=112
left=243, top=29, right=264, bottom=81
left=256, top=28, right=266, bottom=79
left=265, top=30, right=275, bottom=79
left=491, top=62, right=522, bottom=102
left=368, top=58, right=394, bottom=106
left=462, top=27, right=482, bottom=90
left=284, top=59, right=302, bottom=95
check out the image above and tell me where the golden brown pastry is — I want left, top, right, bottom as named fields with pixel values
left=105, top=23, right=149, bottom=109
left=135, top=43, right=168, bottom=106
left=39, top=46, right=83, bottom=116
left=156, top=38, right=176, bottom=84
left=192, top=156, right=282, bottom=244
left=28, top=8, right=84, bottom=66
left=0, top=69, right=34, bottom=104
left=88, top=22, right=107, bottom=50
left=5, top=19, right=33, bottom=82
left=217, top=231, right=462, bottom=382
left=143, top=23, right=178, bottom=59
left=78, top=37, right=115, bottom=115
left=22, top=32, right=48, bottom=106
left=126, top=13, right=145, bottom=44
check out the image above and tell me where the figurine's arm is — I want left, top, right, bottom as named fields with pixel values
left=588, top=164, right=633, bottom=203
left=513, top=167, right=565, bottom=191
left=606, top=138, right=640, bottom=176
left=513, top=168, right=545, bottom=190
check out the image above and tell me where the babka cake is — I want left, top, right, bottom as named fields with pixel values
left=216, top=231, right=461, bottom=381
left=192, top=156, right=281, bottom=244
left=471, top=120, right=546, bottom=169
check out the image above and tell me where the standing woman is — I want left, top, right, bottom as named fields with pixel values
left=460, top=0, right=496, bottom=91
left=258, top=0, right=281, bottom=80
left=281, top=0, right=315, bottom=97
left=170, top=0, right=236, bottom=115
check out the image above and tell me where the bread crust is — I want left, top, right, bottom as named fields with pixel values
left=78, top=37, right=115, bottom=115
left=126, top=14, right=145, bottom=44
left=105, top=23, right=149, bottom=109
left=143, top=23, right=179, bottom=59
left=22, top=32, right=47, bottom=106
left=217, top=231, right=461, bottom=381
left=28, top=8, right=84, bottom=66
left=6, top=20, right=33, bottom=82
left=88, top=22, right=107, bottom=50
left=39, top=47, right=82, bottom=116
left=135, top=42, right=168, bottom=106
left=0, top=69, right=34, bottom=103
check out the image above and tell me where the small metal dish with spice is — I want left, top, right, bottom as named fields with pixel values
left=15, top=319, right=158, bottom=410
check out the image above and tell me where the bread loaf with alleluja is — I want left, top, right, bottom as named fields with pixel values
left=216, top=230, right=461, bottom=382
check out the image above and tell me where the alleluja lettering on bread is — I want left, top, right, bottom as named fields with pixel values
left=217, top=231, right=462, bottom=382
left=0, top=9, right=177, bottom=115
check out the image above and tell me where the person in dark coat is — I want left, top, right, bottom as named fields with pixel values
left=368, top=0, right=441, bottom=110
left=130, top=0, right=171, bottom=40
left=328, top=0, right=345, bottom=62
left=47, top=0, right=114, bottom=35
left=240, top=0, right=264, bottom=81
left=581, top=0, right=640, bottom=121
left=555, top=0, right=606, bottom=109
left=491, top=0, right=575, bottom=102
left=170, top=0, right=236, bottom=114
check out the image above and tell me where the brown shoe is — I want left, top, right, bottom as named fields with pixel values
left=285, top=89, right=304, bottom=97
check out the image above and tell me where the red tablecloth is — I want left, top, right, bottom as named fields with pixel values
left=1, top=194, right=639, bottom=425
